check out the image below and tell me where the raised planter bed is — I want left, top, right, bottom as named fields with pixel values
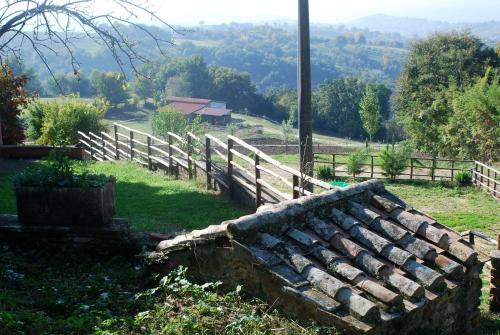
left=16, top=182, right=115, bottom=226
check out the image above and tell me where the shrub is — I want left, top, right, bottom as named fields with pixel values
left=153, top=106, right=203, bottom=138
left=346, top=149, right=368, bottom=178
left=455, top=171, right=473, bottom=187
left=379, top=143, right=413, bottom=180
left=316, top=165, right=333, bottom=181
left=37, top=96, right=107, bottom=145
left=13, top=149, right=114, bottom=188
left=21, top=100, right=45, bottom=141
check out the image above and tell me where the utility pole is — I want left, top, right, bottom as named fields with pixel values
left=298, top=0, right=313, bottom=187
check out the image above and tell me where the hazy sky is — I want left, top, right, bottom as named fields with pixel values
left=132, top=0, right=500, bottom=25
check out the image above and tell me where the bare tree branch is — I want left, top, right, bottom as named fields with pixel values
left=0, top=0, right=181, bottom=90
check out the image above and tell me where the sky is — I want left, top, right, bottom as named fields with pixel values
left=129, top=0, right=500, bottom=26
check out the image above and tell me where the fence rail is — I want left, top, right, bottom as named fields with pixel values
left=472, top=161, right=499, bottom=199
left=314, top=152, right=474, bottom=182
left=78, top=123, right=336, bottom=208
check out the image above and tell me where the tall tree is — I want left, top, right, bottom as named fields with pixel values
left=209, top=66, right=257, bottom=111
left=359, top=86, right=381, bottom=143
left=0, top=66, right=33, bottom=144
left=314, top=78, right=366, bottom=139
left=444, top=70, right=500, bottom=163
left=394, top=32, right=500, bottom=155
left=91, top=71, right=128, bottom=105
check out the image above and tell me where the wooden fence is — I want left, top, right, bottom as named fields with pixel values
left=78, top=123, right=336, bottom=208
left=314, top=152, right=474, bottom=182
left=472, top=161, right=499, bottom=199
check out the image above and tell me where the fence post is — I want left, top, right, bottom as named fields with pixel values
left=205, top=137, right=212, bottom=190
left=89, top=132, right=94, bottom=160
left=494, top=172, right=497, bottom=194
left=114, top=125, right=119, bottom=160
left=227, top=138, right=234, bottom=197
left=431, top=158, right=436, bottom=181
left=147, top=136, right=152, bottom=170
left=332, top=154, right=336, bottom=178
left=480, top=165, right=484, bottom=185
left=101, top=133, right=106, bottom=161
left=168, top=134, right=173, bottom=175
left=410, top=158, right=414, bottom=180
left=293, top=175, right=300, bottom=199
left=255, top=153, right=262, bottom=208
left=370, top=156, right=374, bottom=179
left=487, top=168, right=491, bottom=189
left=451, top=160, right=455, bottom=182
left=473, top=162, right=478, bottom=186
left=129, top=130, right=134, bottom=161
left=187, top=135, right=193, bottom=179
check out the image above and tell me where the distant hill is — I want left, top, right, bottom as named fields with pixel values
left=345, top=14, right=500, bottom=43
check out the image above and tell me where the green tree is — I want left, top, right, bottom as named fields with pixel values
left=346, top=149, right=368, bottom=178
left=359, top=86, right=381, bottom=143
left=90, top=71, right=128, bottom=105
left=21, top=100, right=45, bottom=141
left=444, top=70, right=500, bottom=163
left=394, top=32, right=500, bottom=155
left=314, top=78, right=366, bottom=139
left=164, top=74, right=192, bottom=97
left=0, top=66, right=33, bottom=144
left=152, top=106, right=205, bottom=140
left=379, top=143, right=413, bottom=180
left=209, top=66, right=257, bottom=112
left=130, top=76, right=154, bottom=103
left=47, top=73, right=94, bottom=97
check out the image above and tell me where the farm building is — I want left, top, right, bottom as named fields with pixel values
left=165, top=96, right=232, bottom=125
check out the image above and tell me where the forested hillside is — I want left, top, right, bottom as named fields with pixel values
left=17, top=23, right=409, bottom=91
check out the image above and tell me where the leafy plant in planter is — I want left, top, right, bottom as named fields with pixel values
left=13, top=149, right=116, bottom=226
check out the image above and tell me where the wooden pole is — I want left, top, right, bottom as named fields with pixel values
left=370, top=156, right=374, bottom=179
left=431, top=158, right=436, bottom=181
left=205, top=137, right=212, bottom=190
left=293, top=175, right=300, bottom=199
left=410, top=158, right=414, bottom=180
left=114, top=125, right=119, bottom=159
left=168, top=134, right=173, bottom=175
left=332, top=154, right=336, bottom=178
left=187, top=135, right=193, bottom=179
left=298, top=0, right=313, bottom=190
left=129, top=131, right=134, bottom=160
left=227, top=138, right=234, bottom=197
left=147, top=136, right=152, bottom=170
left=451, top=160, right=455, bottom=182
left=101, top=133, right=106, bottom=161
left=89, top=132, right=94, bottom=160
left=255, top=153, right=262, bottom=208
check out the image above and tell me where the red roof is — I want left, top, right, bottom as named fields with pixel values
left=196, top=107, right=232, bottom=117
left=169, top=102, right=206, bottom=115
left=166, top=96, right=211, bottom=104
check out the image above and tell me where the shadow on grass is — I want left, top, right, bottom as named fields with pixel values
left=104, top=105, right=152, bottom=122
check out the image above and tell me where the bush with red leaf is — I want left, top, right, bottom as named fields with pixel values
left=0, top=66, right=34, bottom=144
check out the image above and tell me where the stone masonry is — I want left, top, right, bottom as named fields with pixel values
left=491, top=250, right=500, bottom=313
left=153, top=180, right=484, bottom=335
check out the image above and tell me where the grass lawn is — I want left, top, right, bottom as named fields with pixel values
left=0, top=160, right=247, bottom=232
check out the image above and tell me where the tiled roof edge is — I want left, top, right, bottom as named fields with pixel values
left=226, top=180, right=385, bottom=239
